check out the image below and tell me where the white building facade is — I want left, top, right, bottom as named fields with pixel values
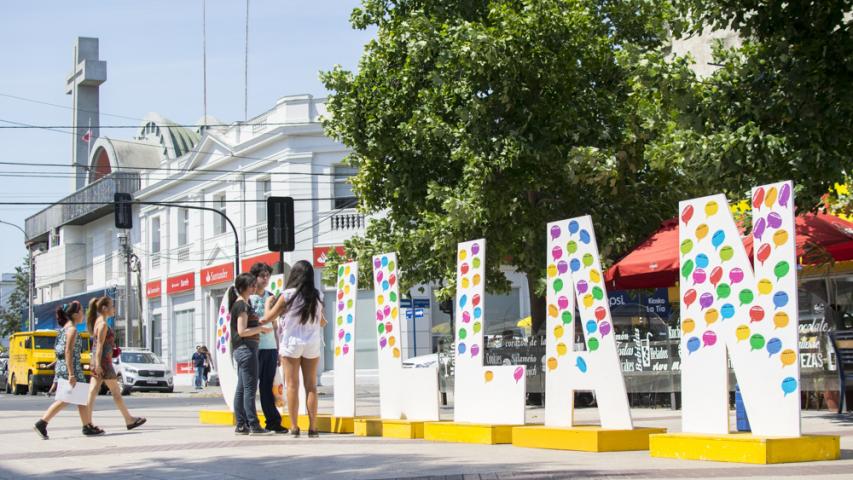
left=135, top=95, right=369, bottom=383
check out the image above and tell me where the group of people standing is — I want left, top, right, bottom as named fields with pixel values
left=230, top=260, right=326, bottom=437
left=34, top=296, right=146, bottom=439
left=31, top=259, right=324, bottom=440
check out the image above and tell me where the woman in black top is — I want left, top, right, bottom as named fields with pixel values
left=229, top=273, right=273, bottom=435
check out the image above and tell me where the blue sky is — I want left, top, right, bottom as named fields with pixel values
left=0, top=1, right=374, bottom=274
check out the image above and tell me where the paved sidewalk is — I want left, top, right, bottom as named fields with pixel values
left=1, top=392, right=851, bottom=479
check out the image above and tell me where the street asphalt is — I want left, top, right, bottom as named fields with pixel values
left=1, top=386, right=852, bottom=479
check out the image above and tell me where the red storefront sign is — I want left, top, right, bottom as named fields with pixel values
left=166, top=272, right=195, bottom=295
left=201, top=263, right=234, bottom=287
left=313, top=245, right=346, bottom=268
left=145, top=280, right=162, bottom=299
left=240, top=252, right=279, bottom=273
left=176, top=362, right=195, bottom=375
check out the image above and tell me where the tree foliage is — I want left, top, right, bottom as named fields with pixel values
left=661, top=0, right=853, bottom=209
left=0, top=257, right=29, bottom=338
left=322, top=0, right=698, bottom=331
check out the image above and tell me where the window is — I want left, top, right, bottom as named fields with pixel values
left=34, top=336, right=56, bottom=350
left=174, top=309, right=195, bottom=371
left=334, top=165, right=357, bottom=209
left=256, top=178, right=272, bottom=224
left=178, top=208, right=189, bottom=246
left=151, top=217, right=161, bottom=254
left=214, top=193, right=227, bottom=235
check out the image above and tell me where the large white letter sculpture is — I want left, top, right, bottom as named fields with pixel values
left=215, top=294, right=238, bottom=410
left=679, top=180, right=800, bottom=436
left=545, top=216, right=633, bottom=429
left=453, top=239, right=526, bottom=424
left=334, top=262, right=359, bottom=417
left=372, top=253, right=440, bottom=420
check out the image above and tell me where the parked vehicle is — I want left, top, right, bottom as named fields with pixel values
left=0, top=359, right=8, bottom=393
left=113, top=348, right=173, bottom=395
left=402, top=353, right=439, bottom=368
left=7, top=330, right=93, bottom=395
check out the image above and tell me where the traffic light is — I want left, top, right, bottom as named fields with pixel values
left=114, top=192, right=133, bottom=229
left=267, top=196, right=295, bottom=252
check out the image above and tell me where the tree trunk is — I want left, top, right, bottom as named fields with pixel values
left=526, top=272, right=547, bottom=335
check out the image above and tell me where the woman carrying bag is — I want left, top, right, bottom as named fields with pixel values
left=33, top=301, right=102, bottom=439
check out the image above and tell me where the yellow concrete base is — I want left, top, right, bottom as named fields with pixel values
left=354, top=418, right=384, bottom=437
left=199, top=410, right=354, bottom=433
left=282, top=414, right=355, bottom=433
left=354, top=418, right=429, bottom=439
left=512, top=426, right=667, bottom=452
left=423, top=421, right=517, bottom=445
left=649, top=433, right=841, bottom=464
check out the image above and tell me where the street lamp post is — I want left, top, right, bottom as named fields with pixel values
left=0, top=219, right=33, bottom=331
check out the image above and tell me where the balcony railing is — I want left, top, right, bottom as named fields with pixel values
left=330, top=211, right=365, bottom=231
left=256, top=224, right=268, bottom=242
left=25, top=172, right=141, bottom=242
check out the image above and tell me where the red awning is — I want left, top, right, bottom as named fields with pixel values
left=605, top=213, right=853, bottom=290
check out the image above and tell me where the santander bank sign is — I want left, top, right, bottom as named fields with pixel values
left=201, top=263, right=234, bottom=287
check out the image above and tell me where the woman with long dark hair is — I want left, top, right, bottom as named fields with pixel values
left=264, top=260, right=326, bottom=437
left=33, top=301, right=102, bottom=439
left=229, top=272, right=274, bottom=435
left=85, top=296, right=146, bottom=432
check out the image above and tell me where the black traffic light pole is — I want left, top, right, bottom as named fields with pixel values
left=116, top=196, right=296, bottom=280
left=115, top=196, right=241, bottom=278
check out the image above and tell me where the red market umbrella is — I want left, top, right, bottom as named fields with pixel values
left=743, top=212, right=853, bottom=264
left=605, top=213, right=853, bottom=290
left=604, top=218, right=682, bottom=290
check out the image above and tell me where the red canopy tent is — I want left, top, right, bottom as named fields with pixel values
left=605, top=213, right=853, bottom=290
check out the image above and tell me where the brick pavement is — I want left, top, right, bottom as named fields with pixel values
left=0, top=393, right=851, bottom=479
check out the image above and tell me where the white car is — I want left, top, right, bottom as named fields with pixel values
left=113, top=348, right=174, bottom=395
left=402, top=353, right=439, bottom=368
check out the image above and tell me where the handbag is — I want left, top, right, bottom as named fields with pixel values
left=112, top=346, right=122, bottom=359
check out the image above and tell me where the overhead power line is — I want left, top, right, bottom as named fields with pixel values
left=0, top=92, right=141, bottom=121
left=0, top=160, right=345, bottom=177
left=0, top=122, right=301, bottom=129
left=0, top=118, right=334, bottom=167
left=0, top=198, right=348, bottom=206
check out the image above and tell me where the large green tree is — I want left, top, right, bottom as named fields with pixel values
left=322, top=0, right=698, bottom=332
left=658, top=0, right=852, bottom=208
left=0, top=258, right=29, bottom=338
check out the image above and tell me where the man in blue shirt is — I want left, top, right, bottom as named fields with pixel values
left=192, top=346, right=206, bottom=390
left=250, top=262, right=286, bottom=433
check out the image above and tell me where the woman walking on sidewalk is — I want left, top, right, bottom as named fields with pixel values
left=230, top=272, right=275, bottom=435
left=85, top=296, right=146, bottom=432
left=34, top=301, right=102, bottom=439
left=264, top=260, right=326, bottom=438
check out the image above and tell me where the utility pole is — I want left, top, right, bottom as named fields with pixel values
left=0, top=220, right=33, bottom=331
left=118, top=231, right=132, bottom=347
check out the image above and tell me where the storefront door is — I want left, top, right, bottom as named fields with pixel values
left=151, top=314, right=162, bottom=356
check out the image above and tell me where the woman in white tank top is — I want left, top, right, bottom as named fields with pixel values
left=263, top=260, right=326, bottom=437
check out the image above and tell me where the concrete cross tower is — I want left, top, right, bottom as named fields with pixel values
left=65, top=37, right=106, bottom=191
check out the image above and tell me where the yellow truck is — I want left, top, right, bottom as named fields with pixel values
left=6, top=330, right=92, bottom=395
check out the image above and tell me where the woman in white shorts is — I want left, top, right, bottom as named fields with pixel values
left=264, top=260, right=326, bottom=437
